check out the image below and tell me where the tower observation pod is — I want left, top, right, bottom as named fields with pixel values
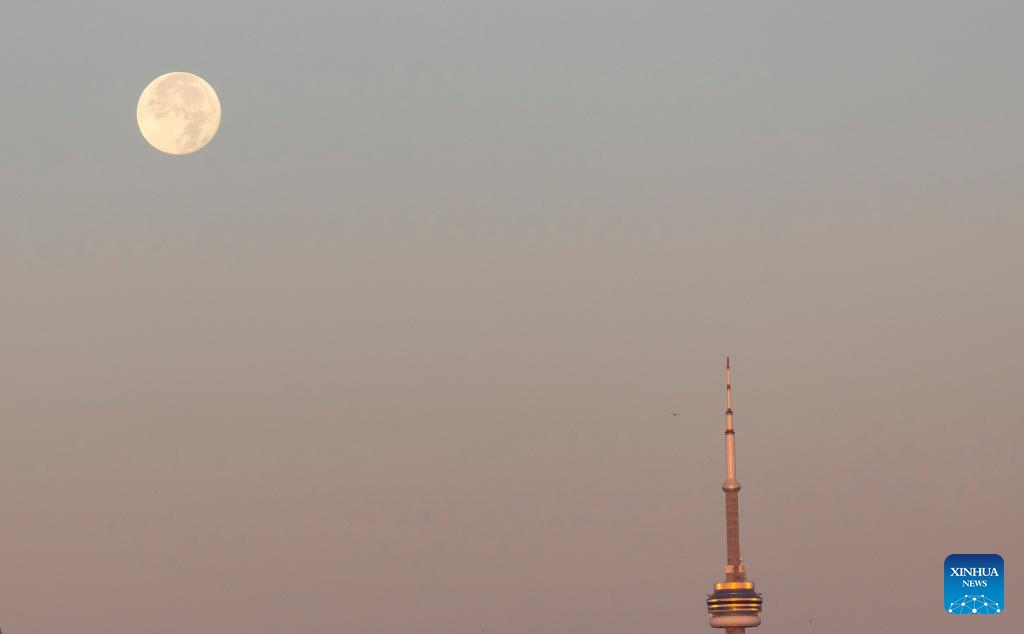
left=706, top=358, right=763, bottom=633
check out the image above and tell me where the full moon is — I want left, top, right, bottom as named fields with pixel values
left=137, top=72, right=221, bottom=155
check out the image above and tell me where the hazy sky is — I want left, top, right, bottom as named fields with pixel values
left=1, top=2, right=1022, bottom=633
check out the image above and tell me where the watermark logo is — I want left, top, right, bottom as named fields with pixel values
left=945, top=554, right=1003, bottom=614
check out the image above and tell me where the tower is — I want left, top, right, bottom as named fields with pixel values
left=706, top=357, right=763, bottom=633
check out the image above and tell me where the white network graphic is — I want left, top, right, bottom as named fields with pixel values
left=948, top=595, right=1001, bottom=614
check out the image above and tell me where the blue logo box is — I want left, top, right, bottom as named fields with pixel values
left=945, top=554, right=1003, bottom=614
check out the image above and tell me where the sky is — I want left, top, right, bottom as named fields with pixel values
left=1, top=2, right=1022, bottom=633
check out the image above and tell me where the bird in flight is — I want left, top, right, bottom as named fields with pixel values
left=670, top=411, right=680, bottom=416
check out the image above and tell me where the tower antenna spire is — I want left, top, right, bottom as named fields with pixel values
left=723, top=356, right=741, bottom=574
left=706, top=357, right=763, bottom=633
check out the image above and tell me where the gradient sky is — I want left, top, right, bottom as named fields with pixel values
left=2, top=2, right=1022, bottom=633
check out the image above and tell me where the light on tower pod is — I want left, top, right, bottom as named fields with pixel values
left=706, top=358, right=763, bottom=632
